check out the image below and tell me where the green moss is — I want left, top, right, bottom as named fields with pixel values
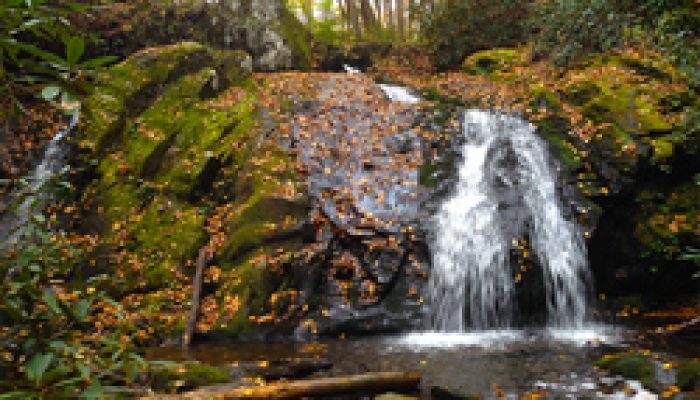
left=677, top=361, right=700, bottom=391
left=147, top=361, right=231, bottom=393
left=650, top=136, right=675, bottom=159
left=581, top=83, right=671, bottom=134
left=595, top=353, right=655, bottom=388
left=612, top=54, right=673, bottom=82
left=419, top=161, right=440, bottom=188
left=81, top=43, right=217, bottom=151
left=463, top=48, right=527, bottom=75
left=279, top=6, right=313, bottom=70
left=563, top=81, right=601, bottom=106
left=530, top=87, right=564, bottom=113
left=134, top=200, right=206, bottom=281
left=126, top=69, right=217, bottom=174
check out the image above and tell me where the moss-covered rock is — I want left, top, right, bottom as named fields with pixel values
left=147, top=361, right=232, bottom=393
left=463, top=48, right=528, bottom=75
left=595, top=352, right=655, bottom=388
left=75, top=43, right=307, bottom=342
left=279, top=6, right=313, bottom=71
left=83, top=0, right=310, bottom=71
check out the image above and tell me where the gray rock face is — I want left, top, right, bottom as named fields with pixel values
left=229, top=0, right=292, bottom=71
left=247, top=27, right=292, bottom=71
left=96, top=0, right=299, bottom=71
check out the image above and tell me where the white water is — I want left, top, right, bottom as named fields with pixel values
left=378, top=84, right=421, bottom=104
left=1, top=112, right=78, bottom=246
left=429, top=110, right=591, bottom=331
left=393, top=325, right=623, bottom=350
left=342, top=64, right=362, bottom=74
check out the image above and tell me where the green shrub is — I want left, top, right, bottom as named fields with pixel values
left=0, top=186, right=146, bottom=398
left=420, top=0, right=529, bottom=69
left=530, top=0, right=631, bottom=66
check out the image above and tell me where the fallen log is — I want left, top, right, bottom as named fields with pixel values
left=142, top=371, right=421, bottom=399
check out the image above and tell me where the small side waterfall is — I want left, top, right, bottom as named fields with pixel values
left=429, top=110, right=591, bottom=331
left=378, top=84, right=421, bottom=104
left=0, top=113, right=78, bottom=246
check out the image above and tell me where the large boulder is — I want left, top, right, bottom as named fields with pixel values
left=73, top=43, right=308, bottom=343
left=83, top=0, right=312, bottom=71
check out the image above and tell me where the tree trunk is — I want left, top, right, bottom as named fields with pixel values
left=305, top=0, right=314, bottom=25
left=397, top=0, right=405, bottom=41
left=360, top=0, right=379, bottom=33
left=141, top=372, right=421, bottom=399
left=408, top=0, right=415, bottom=38
left=338, top=0, right=349, bottom=29
left=348, top=0, right=361, bottom=39
left=384, top=0, right=393, bottom=31
left=374, top=0, right=383, bottom=26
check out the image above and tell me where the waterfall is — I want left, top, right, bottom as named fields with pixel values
left=378, top=84, right=421, bottom=104
left=0, top=112, right=78, bottom=247
left=429, top=110, right=591, bottom=331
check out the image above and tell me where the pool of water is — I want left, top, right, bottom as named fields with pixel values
left=145, top=326, right=654, bottom=398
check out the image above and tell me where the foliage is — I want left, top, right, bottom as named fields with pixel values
left=530, top=0, right=631, bottom=66
left=0, top=0, right=115, bottom=122
left=0, top=183, right=146, bottom=398
left=635, top=184, right=700, bottom=267
left=638, top=2, right=700, bottom=85
left=419, top=0, right=528, bottom=69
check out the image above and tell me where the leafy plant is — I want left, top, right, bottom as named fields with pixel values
left=530, top=0, right=631, bottom=66
left=420, top=0, right=528, bottom=69
left=0, top=181, right=146, bottom=398
left=0, top=0, right=116, bottom=123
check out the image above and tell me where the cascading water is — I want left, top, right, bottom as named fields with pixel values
left=429, top=110, right=591, bottom=331
left=0, top=112, right=78, bottom=247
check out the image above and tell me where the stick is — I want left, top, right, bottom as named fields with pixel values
left=182, top=245, right=211, bottom=349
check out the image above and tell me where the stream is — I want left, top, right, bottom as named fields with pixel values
left=146, top=77, right=661, bottom=399
left=3, top=69, right=688, bottom=399
left=146, top=327, right=657, bottom=399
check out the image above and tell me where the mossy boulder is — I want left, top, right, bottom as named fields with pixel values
left=595, top=352, right=655, bottom=388
left=75, top=43, right=307, bottom=341
left=463, top=48, right=528, bottom=75
left=147, top=362, right=232, bottom=393
left=84, top=0, right=311, bottom=71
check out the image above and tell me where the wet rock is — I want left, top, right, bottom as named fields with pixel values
left=462, top=47, right=528, bottom=75
left=595, top=352, right=656, bottom=389
left=232, top=358, right=333, bottom=381
left=430, top=386, right=480, bottom=400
